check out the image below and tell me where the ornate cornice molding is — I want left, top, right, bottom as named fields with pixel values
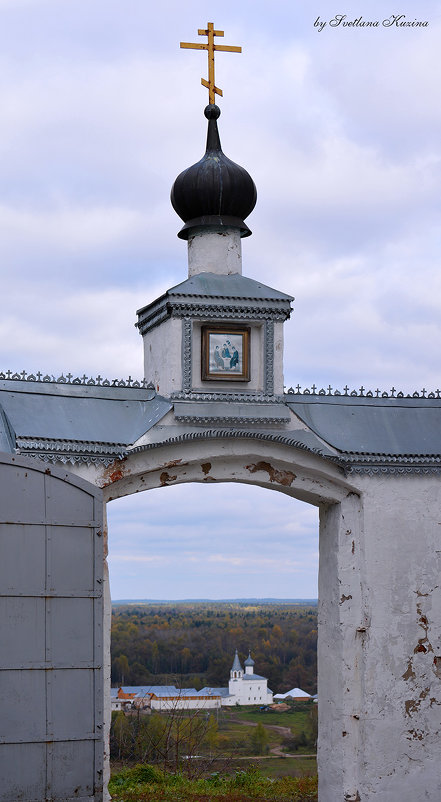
left=170, top=390, right=282, bottom=403
left=332, top=452, right=441, bottom=476
left=137, top=297, right=290, bottom=335
left=16, top=437, right=127, bottom=454
left=23, top=452, right=120, bottom=467
left=17, top=428, right=441, bottom=476
left=129, top=428, right=326, bottom=456
left=337, top=454, right=441, bottom=464
left=170, top=302, right=289, bottom=320
left=174, top=415, right=287, bottom=426
left=16, top=436, right=127, bottom=466
left=345, top=465, right=441, bottom=477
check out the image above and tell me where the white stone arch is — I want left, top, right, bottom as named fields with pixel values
left=100, top=434, right=357, bottom=505
left=100, top=434, right=364, bottom=801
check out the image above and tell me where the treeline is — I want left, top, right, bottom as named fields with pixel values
left=111, top=602, right=317, bottom=694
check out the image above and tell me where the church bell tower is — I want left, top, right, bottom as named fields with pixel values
left=136, top=23, right=292, bottom=423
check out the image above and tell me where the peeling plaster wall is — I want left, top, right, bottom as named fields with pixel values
left=187, top=228, right=242, bottom=276
left=318, top=492, right=365, bottom=802
left=319, top=476, right=441, bottom=802
left=354, top=476, right=441, bottom=801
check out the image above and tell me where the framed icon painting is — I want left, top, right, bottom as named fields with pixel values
left=201, top=326, right=250, bottom=381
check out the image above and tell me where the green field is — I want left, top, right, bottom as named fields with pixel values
left=231, top=756, right=317, bottom=777
left=225, top=703, right=317, bottom=753
left=227, top=705, right=313, bottom=731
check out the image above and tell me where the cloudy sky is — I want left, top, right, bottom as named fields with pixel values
left=1, top=1, right=440, bottom=599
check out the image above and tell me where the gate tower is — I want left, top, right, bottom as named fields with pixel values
left=1, top=22, right=441, bottom=802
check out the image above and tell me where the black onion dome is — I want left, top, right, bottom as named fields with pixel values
left=171, top=105, right=257, bottom=240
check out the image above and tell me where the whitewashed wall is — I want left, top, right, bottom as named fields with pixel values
left=66, top=438, right=441, bottom=801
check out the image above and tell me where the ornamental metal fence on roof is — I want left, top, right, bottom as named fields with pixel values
left=284, top=384, right=441, bottom=399
left=2, top=370, right=441, bottom=400
left=0, top=370, right=155, bottom=389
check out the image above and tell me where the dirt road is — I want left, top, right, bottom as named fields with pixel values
left=226, top=716, right=315, bottom=759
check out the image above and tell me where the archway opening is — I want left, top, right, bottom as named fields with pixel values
left=105, top=480, right=319, bottom=783
left=102, top=438, right=359, bottom=798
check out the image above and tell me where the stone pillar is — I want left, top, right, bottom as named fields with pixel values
left=318, top=477, right=441, bottom=801
left=187, top=227, right=242, bottom=276
left=318, top=491, right=364, bottom=802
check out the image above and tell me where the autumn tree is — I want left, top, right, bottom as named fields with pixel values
left=251, top=722, right=269, bottom=755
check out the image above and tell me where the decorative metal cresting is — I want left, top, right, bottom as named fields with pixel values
left=180, top=22, right=241, bottom=104
left=285, top=384, right=441, bottom=399
left=0, top=370, right=155, bottom=389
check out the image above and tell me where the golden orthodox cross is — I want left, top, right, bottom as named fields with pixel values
left=180, top=22, right=241, bottom=105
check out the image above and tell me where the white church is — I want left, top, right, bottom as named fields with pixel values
left=201, top=650, right=273, bottom=707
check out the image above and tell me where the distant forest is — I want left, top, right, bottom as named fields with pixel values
left=111, top=602, right=317, bottom=695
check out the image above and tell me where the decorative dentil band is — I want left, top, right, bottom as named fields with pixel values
left=136, top=301, right=290, bottom=335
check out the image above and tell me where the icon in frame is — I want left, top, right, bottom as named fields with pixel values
left=201, top=325, right=250, bottom=381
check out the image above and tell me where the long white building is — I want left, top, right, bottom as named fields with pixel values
left=111, top=651, right=272, bottom=711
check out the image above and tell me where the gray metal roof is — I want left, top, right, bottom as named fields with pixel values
left=244, top=652, right=255, bottom=666
left=242, top=673, right=266, bottom=681
left=286, top=394, right=441, bottom=456
left=2, top=374, right=441, bottom=473
left=111, top=685, right=181, bottom=696
left=0, top=380, right=171, bottom=445
left=136, top=272, right=293, bottom=335
left=112, top=684, right=225, bottom=699
left=138, top=273, right=293, bottom=313
left=0, top=404, right=15, bottom=452
left=231, top=649, right=243, bottom=673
